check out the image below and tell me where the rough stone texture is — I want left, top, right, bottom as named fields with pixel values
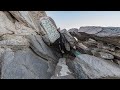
left=69, top=26, right=120, bottom=47
left=98, top=52, right=114, bottom=60
left=30, top=11, right=47, bottom=31
left=14, top=21, right=37, bottom=35
left=1, top=11, right=120, bottom=79
left=9, top=11, right=46, bottom=33
left=68, top=28, right=78, bottom=33
left=78, top=26, right=120, bottom=37
left=60, top=29, right=77, bottom=49
left=0, top=35, right=29, bottom=46
left=1, top=48, right=53, bottom=79
left=78, top=26, right=102, bottom=34
left=9, top=11, right=35, bottom=29
left=51, top=58, right=75, bottom=79
left=26, top=35, right=59, bottom=63
left=3, top=11, right=16, bottom=23
left=0, top=11, right=16, bottom=35
left=0, top=11, right=58, bottom=79
left=39, top=16, right=60, bottom=44
left=67, top=54, right=120, bottom=79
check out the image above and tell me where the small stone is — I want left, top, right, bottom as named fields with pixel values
left=99, top=52, right=114, bottom=60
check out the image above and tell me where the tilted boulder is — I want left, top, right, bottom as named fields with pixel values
left=67, top=54, right=120, bottom=79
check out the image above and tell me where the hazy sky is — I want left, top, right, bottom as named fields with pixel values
left=46, top=11, right=120, bottom=30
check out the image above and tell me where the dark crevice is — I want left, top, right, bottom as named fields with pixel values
left=3, top=11, right=19, bottom=23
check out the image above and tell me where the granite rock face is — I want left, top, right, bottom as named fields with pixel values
left=1, top=11, right=120, bottom=79
left=51, top=58, right=75, bottom=79
left=68, top=26, right=120, bottom=79
left=0, top=11, right=58, bottom=79
left=1, top=48, right=53, bottom=79
left=67, top=54, right=120, bottom=79
left=78, top=26, right=120, bottom=37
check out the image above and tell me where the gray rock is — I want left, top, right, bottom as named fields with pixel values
left=97, top=43, right=115, bottom=52
left=1, top=48, right=54, bottom=79
left=76, top=43, right=92, bottom=54
left=98, top=52, right=114, bottom=60
left=67, top=54, right=120, bottom=79
left=30, top=11, right=47, bottom=31
left=0, top=11, right=16, bottom=35
left=97, top=49, right=120, bottom=60
left=51, top=58, right=75, bottom=79
left=68, top=28, right=78, bottom=35
left=79, top=26, right=120, bottom=37
left=91, top=49, right=114, bottom=60
left=9, top=11, right=39, bottom=32
left=72, top=26, right=120, bottom=47
left=96, top=27, right=120, bottom=37
left=60, top=29, right=77, bottom=49
left=83, top=38, right=97, bottom=48
left=14, top=21, right=37, bottom=35
left=78, top=26, right=102, bottom=34
left=26, top=35, right=59, bottom=63
left=39, top=16, right=60, bottom=44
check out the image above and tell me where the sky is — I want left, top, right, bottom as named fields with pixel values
left=46, top=11, right=120, bottom=30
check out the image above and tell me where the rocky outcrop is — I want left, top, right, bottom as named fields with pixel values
left=67, top=54, right=120, bottom=79
left=1, top=11, right=120, bottom=79
left=0, top=11, right=59, bottom=79
left=69, top=27, right=120, bottom=46
left=51, top=58, right=75, bottom=79
left=1, top=48, right=53, bottom=79
left=68, top=26, right=120, bottom=79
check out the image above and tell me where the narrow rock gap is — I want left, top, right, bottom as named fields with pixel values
left=8, top=12, right=19, bottom=22
left=29, top=45, right=49, bottom=62
left=4, top=11, right=19, bottom=23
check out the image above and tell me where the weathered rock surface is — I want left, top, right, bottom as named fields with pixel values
left=26, top=35, right=59, bottom=63
left=0, top=11, right=16, bottom=35
left=0, top=11, right=58, bottom=79
left=60, top=29, right=77, bottom=49
left=1, top=48, right=54, bottom=79
left=69, top=26, right=120, bottom=46
left=1, top=11, right=120, bottom=79
left=9, top=11, right=47, bottom=33
left=51, top=58, right=75, bottom=79
left=39, top=16, right=60, bottom=44
left=79, top=26, right=120, bottom=37
left=92, top=51, right=114, bottom=60
left=67, top=54, right=120, bottom=79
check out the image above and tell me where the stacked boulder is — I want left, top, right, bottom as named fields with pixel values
left=1, top=11, right=120, bottom=79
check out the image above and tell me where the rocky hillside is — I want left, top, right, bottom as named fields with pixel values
left=0, top=11, right=120, bottom=79
left=0, top=11, right=59, bottom=79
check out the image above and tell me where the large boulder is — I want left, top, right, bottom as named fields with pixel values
left=1, top=48, right=54, bottom=79
left=69, top=26, right=120, bottom=47
left=0, top=11, right=59, bottom=79
left=39, top=16, right=60, bottom=44
left=60, top=29, right=77, bottom=49
left=26, top=35, right=59, bottom=63
left=78, top=26, right=120, bottom=37
left=67, top=54, right=120, bottom=79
